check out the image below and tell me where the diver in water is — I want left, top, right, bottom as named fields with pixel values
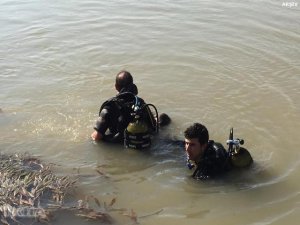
left=91, top=70, right=170, bottom=148
left=184, top=123, right=253, bottom=180
left=184, top=123, right=230, bottom=180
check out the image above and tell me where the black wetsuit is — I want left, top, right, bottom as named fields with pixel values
left=94, top=90, right=156, bottom=143
left=192, top=141, right=230, bottom=180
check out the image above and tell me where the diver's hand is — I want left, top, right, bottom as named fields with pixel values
left=91, top=131, right=102, bottom=141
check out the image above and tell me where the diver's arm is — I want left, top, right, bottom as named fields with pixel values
left=91, top=108, right=110, bottom=141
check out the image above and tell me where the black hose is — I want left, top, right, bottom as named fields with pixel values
left=142, top=103, right=159, bottom=133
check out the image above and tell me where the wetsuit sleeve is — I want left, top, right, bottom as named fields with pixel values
left=94, top=107, right=110, bottom=135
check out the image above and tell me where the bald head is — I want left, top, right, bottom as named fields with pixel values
left=115, top=71, right=133, bottom=90
left=115, top=70, right=138, bottom=94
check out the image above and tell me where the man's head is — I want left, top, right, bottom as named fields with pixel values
left=184, top=123, right=209, bottom=162
left=115, top=70, right=138, bottom=94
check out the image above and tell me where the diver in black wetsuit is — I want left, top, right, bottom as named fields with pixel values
left=184, top=123, right=230, bottom=180
left=91, top=70, right=170, bottom=147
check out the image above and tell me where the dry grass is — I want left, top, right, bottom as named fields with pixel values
left=0, top=153, right=112, bottom=224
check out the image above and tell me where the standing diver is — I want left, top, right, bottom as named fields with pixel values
left=91, top=70, right=171, bottom=149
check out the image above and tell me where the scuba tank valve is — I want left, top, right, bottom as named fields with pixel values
left=226, top=128, right=253, bottom=168
left=226, top=138, right=244, bottom=153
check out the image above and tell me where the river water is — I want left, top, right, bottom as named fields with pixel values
left=1, top=0, right=300, bottom=224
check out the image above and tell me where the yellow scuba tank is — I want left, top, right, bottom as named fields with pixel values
left=230, top=146, right=253, bottom=168
left=227, top=128, right=253, bottom=168
left=127, top=115, right=148, bottom=134
left=124, top=115, right=151, bottom=149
